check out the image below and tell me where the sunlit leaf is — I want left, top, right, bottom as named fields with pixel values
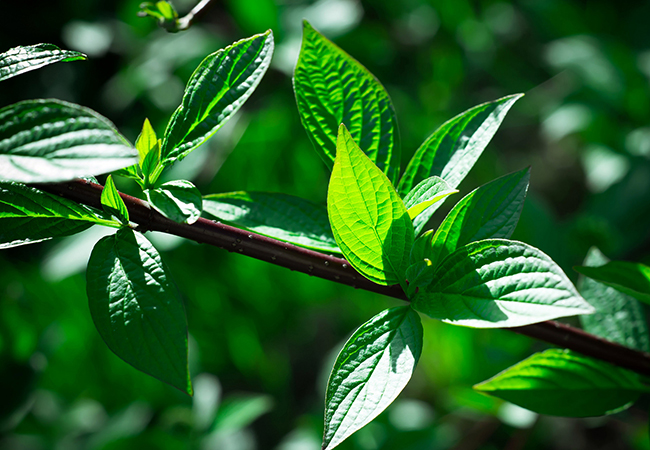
left=0, top=182, right=116, bottom=248
left=401, top=176, right=457, bottom=233
left=0, top=43, right=86, bottom=82
left=145, top=180, right=202, bottom=224
left=0, top=99, right=137, bottom=183
left=323, top=306, right=422, bottom=450
left=398, top=94, right=522, bottom=195
left=474, top=349, right=650, bottom=416
left=428, top=167, right=530, bottom=267
left=86, top=228, right=192, bottom=395
left=412, top=239, right=595, bottom=328
left=101, top=175, right=129, bottom=224
left=294, top=21, right=400, bottom=184
left=161, top=30, right=274, bottom=166
left=327, top=125, right=413, bottom=286
left=203, top=191, right=339, bottom=253
left=578, top=248, right=650, bottom=352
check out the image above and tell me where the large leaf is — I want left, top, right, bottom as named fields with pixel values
left=428, top=168, right=530, bottom=266
left=0, top=99, right=137, bottom=183
left=474, top=349, right=650, bottom=416
left=327, top=125, right=413, bottom=286
left=161, top=30, right=274, bottom=166
left=294, top=21, right=400, bottom=184
left=402, top=176, right=457, bottom=224
left=0, top=43, right=86, bottom=82
left=145, top=180, right=203, bottom=224
left=86, top=228, right=191, bottom=395
left=398, top=94, right=523, bottom=196
left=578, top=248, right=650, bottom=352
left=202, top=191, right=339, bottom=253
left=575, top=261, right=650, bottom=305
left=0, top=182, right=117, bottom=248
left=412, top=239, right=595, bottom=328
left=323, top=306, right=422, bottom=450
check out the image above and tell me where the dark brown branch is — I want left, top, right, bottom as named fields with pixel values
left=36, top=179, right=650, bottom=378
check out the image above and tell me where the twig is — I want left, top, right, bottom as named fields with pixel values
left=35, top=179, right=650, bottom=378
left=177, top=0, right=212, bottom=31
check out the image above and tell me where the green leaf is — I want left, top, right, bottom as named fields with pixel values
left=323, top=306, right=423, bottom=450
left=145, top=180, right=202, bottom=224
left=0, top=99, right=138, bottom=183
left=0, top=181, right=116, bottom=248
left=402, top=176, right=457, bottom=229
left=409, top=229, right=434, bottom=265
left=114, top=164, right=143, bottom=185
left=136, top=118, right=158, bottom=163
left=0, top=43, right=86, bottom=82
left=428, top=168, right=530, bottom=267
left=398, top=94, right=523, bottom=196
left=327, top=125, right=414, bottom=286
left=412, top=239, right=595, bottom=328
left=202, top=191, right=339, bottom=253
left=101, top=175, right=129, bottom=224
left=474, top=349, right=650, bottom=417
left=86, top=228, right=191, bottom=395
left=575, top=261, right=650, bottom=305
left=160, top=31, right=274, bottom=166
left=578, top=248, right=650, bottom=352
left=294, top=21, right=400, bottom=184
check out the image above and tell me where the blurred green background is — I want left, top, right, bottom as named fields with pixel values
left=2, top=0, right=650, bottom=449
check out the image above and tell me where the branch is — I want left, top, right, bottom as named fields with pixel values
left=177, top=0, right=212, bottom=31
left=36, top=179, right=650, bottom=378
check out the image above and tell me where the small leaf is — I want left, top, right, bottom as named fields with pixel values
left=402, top=176, right=457, bottom=228
left=412, top=239, right=595, bottom=328
left=114, top=164, right=143, bottom=185
left=398, top=94, right=523, bottom=196
left=101, top=175, right=129, bottom=224
left=327, top=125, right=414, bottom=286
left=136, top=118, right=158, bottom=163
left=578, top=248, right=650, bottom=352
left=145, top=180, right=202, bottom=224
left=161, top=31, right=274, bottom=166
left=575, top=261, right=650, bottom=305
left=323, top=306, right=423, bottom=450
left=474, top=349, right=650, bottom=417
left=86, top=228, right=192, bottom=395
left=0, top=181, right=116, bottom=248
left=0, top=43, right=86, bottom=82
left=202, top=191, right=339, bottom=253
left=429, top=168, right=530, bottom=267
left=0, top=99, right=138, bottom=183
left=294, top=21, right=400, bottom=184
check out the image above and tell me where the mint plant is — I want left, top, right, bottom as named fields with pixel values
left=1, top=18, right=650, bottom=450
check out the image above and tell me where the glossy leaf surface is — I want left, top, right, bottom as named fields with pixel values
left=398, top=94, right=523, bottom=196
left=323, top=306, right=422, bottom=450
left=412, top=239, right=595, bottom=328
left=294, top=21, right=400, bottom=183
left=429, top=168, right=530, bottom=266
left=86, top=228, right=191, bottom=395
left=575, top=261, right=650, bottom=305
left=0, top=43, right=85, bottom=82
left=0, top=99, right=137, bottom=183
left=474, top=349, right=649, bottom=416
left=145, top=180, right=202, bottom=224
left=100, top=175, right=129, bottom=224
left=161, top=31, right=274, bottom=166
left=0, top=182, right=115, bottom=248
left=578, top=248, right=650, bottom=352
left=327, top=125, right=413, bottom=286
left=203, top=191, right=339, bottom=253
left=402, top=176, right=457, bottom=226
